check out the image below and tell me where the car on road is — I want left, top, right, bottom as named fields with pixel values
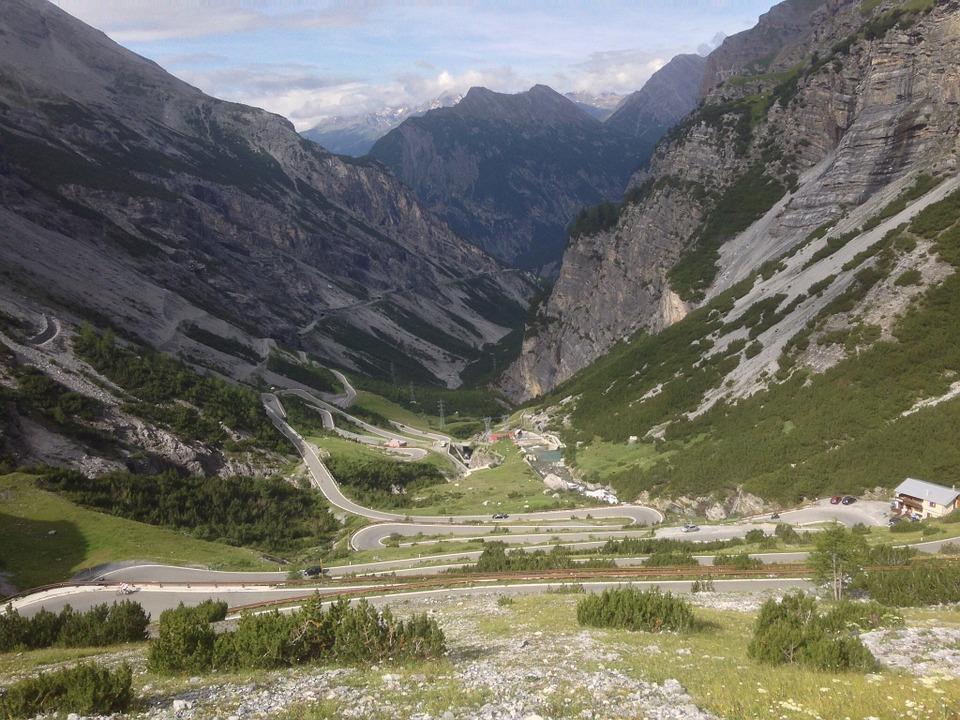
left=771, top=513, right=780, bottom=520
left=841, top=496, right=857, bottom=505
left=830, top=496, right=842, bottom=504
left=492, top=513, right=509, bottom=520
left=302, top=566, right=326, bottom=578
left=682, top=523, right=699, bottom=533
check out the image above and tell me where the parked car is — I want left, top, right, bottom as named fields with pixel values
left=830, top=496, right=842, bottom=504
left=492, top=513, right=509, bottom=520
left=888, top=517, right=901, bottom=526
left=682, top=523, right=700, bottom=533
left=841, top=496, right=857, bottom=505
left=771, top=512, right=780, bottom=520
left=302, top=566, right=325, bottom=578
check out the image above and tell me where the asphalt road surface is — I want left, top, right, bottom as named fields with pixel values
left=263, top=392, right=664, bottom=532
left=9, top=577, right=815, bottom=619
left=10, top=532, right=953, bottom=618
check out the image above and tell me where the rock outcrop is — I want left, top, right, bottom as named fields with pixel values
left=505, top=0, right=960, bottom=400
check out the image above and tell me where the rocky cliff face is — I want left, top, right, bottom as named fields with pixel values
left=506, top=0, right=960, bottom=400
left=368, top=85, right=648, bottom=272
left=0, top=0, right=532, bottom=388
left=699, top=0, right=827, bottom=95
left=605, top=54, right=707, bottom=140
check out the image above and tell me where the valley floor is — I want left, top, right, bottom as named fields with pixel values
left=3, top=593, right=959, bottom=720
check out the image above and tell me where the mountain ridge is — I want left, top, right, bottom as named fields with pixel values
left=0, top=0, right=533, bottom=390
left=368, top=65, right=705, bottom=271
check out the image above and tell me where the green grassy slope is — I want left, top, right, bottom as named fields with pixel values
left=0, top=473, right=271, bottom=589
left=549, top=188, right=960, bottom=503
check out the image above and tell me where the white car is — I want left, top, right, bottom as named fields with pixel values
left=682, top=523, right=700, bottom=533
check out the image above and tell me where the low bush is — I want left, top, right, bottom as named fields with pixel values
left=712, top=553, right=763, bottom=569
left=0, top=663, right=132, bottom=718
left=821, top=600, right=903, bottom=632
left=642, top=550, right=699, bottom=567
left=148, top=603, right=217, bottom=675
left=889, top=519, right=942, bottom=535
left=856, top=561, right=960, bottom=606
left=149, top=597, right=444, bottom=675
left=600, top=536, right=744, bottom=555
left=894, top=269, right=922, bottom=287
left=576, top=588, right=698, bottom=633
left=867, top=544, right=915, bottom=566
left=773, top=523, right=804, bottom=544
left=747, top=593, right=879, bottom=672
left=0, top=601, right=148, bottom=653
left=465, top=543, right=613, bottom=573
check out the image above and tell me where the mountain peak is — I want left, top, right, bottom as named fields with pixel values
left=454, top=83, right=594, bottom=126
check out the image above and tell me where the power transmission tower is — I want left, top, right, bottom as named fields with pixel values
left=483, top=416, right=491, bottom=440
left=389, top=361, right=396, bottom=396
left=409, top=382, right=415, bottom=404
left=437, top=399, right=445, bottom=429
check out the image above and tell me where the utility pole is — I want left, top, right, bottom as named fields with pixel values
left=438, top=399, right=445, bottom=429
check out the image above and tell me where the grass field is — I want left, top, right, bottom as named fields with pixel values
left=0, top=473, right=272, bottom=589
left=0, top=642, right=147, bottom=678
left=353, top=390, right=440, bottom=431
left=572, top=437, right=676, bottom=484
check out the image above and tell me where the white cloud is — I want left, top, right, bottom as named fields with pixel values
left=179, top=64, right=526, bottom=130
left=564, top=48, right=681, bottom=95
left=57, top=0, right=365, bottom=42
left=55, top=0, right=763, bottom=132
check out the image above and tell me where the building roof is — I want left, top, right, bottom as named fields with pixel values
left=895, top=478, right=960, bottom=506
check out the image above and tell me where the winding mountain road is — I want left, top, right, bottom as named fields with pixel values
left=262, top=391, right=895, bottom=556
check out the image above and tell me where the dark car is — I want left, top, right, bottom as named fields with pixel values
left=492, top=513, right=509, bottom=520
left=771, top=513, right=780, bottom=520
left=888, top=517, right=901, bottom=526
left=302, top=565, right=325, bottom=578
left=830, top=496, right=842, bottom=505
left=841, top=496, right=857, bottom=505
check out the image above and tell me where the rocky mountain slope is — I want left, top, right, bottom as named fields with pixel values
left=605, top=54, right=707, bottom=141
left=504, top=0, right=960, bottom=505
left=0, top=0, right=532, bottom=393
left=368, top=85, right=651, bottom=272
left=506, top=0, right=959, bottom=399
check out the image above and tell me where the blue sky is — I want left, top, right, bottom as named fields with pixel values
left=58, top=0, right=779, bottom=129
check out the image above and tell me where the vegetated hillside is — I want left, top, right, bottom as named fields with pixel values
left=510, top=0, right=960, bottom=507
left=369, top=83, right=666, bottom=272
left=540, top=144, right=960, bottom=508
left=0, top=0, right=533, bottom=391
left=506, top=0, right=960, bottom=399
left=0, top=316, right=291, bottom=477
